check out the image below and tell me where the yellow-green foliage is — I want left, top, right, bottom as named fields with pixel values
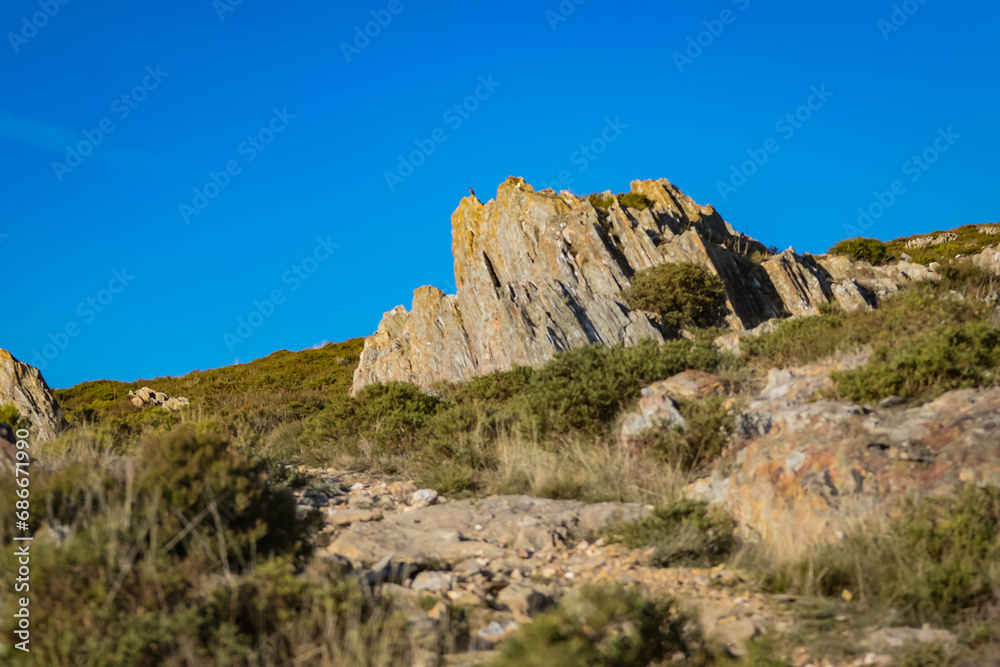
left=616, top=192, right=653, bottom=210
left=828, top=237, right=891, bottom=265
left=588, top=193, right=615, bottom=209
left=0, top=403, right=21, bottom=430
left=885, top=223, right=1000, bottom=265
left=622, top=263, right=727, bottom=329
left=494, top=584, right=707, bottom=667
left=52, top=339, right=364, bottom=454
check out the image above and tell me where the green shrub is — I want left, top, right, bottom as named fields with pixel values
left=634, top=396, right=735, bottom=471
left=741, top=281, right=984, bottom=369
left=493, top=584, right=706, bottom=667
left=828, top=237, right=891, bottom=265
left=588, top=193, right=615, bottom=209
left=832, top=320, right=1000, bottom=402
left=607, top=498, right=736, bottom=568
left=617, top=192, right=653, bottom=210
left=0, top=403, right=21, bottom=430
left=622, top=263, right=727, bottom=329
left=762, top=485, right=1000, bottom=627
left=521, top=338, right=721, bottom=437
left=136, top=426, right=316, bottom=566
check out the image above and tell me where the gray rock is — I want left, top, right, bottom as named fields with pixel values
left=496, top=583, right=555, bottom=622
left=411, top=571, right=456, bottom=593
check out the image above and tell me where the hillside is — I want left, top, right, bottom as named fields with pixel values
left=2, top=179, right=999, bottom=666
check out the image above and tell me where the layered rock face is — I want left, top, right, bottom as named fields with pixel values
left=0, top=349, right=66, bottom=442
left=352, top=177, right=933, bottom=392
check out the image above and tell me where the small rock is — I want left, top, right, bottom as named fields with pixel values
left=475, top=621, right=518, bottom=650
left=409, top=488, right=439, bottom=507
left=878, top=395, right=906, bottom=408
left=350, top=483, right=365, bottom=491
left=411, top=571, right=456, bottom=593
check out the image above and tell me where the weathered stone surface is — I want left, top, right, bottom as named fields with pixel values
left=327, top=495, right=649, bottom=567
left=691, top=357, right=1000, bottom=555
left=495, top=583, right=555, bottom=622
left=353, top=177, right=923, bottom=393
left=0, top=349, right=65, bottom=442
left=129, top=386, right=189, bottom=411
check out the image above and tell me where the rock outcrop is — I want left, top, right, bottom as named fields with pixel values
left=128, top=386, right=190, bottom=411
left=0, top=349, right=65, bottom=442
left=688, top=357, right=1000, bottom=556
left=352, top=177, right=933, bottom=393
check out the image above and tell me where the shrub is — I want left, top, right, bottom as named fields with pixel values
left=588, top=193, right=615, bottom=209
left=493, top=584, right=706, bottom=667
left=607, top=498, right=736, bottom=568
left=762, top=485, right=1000, bottom=627
left=617, top=192, right=653, bottom=210
left=0, top=403, right=21, bottom=430
left=832, top=320, right=1000, bottom=401
left=521, top=338, right=721, bottom=437
left=136, top=426, right=315, bottom=566
left=828, top=237, right=891, bottom=265
left=622, top=263, right=727, bottom=329
left=635, top=396, right=735, bottom=471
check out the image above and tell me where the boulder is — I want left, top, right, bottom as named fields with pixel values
left=691, top=355, right=1000, bottom=555
left=0, top=349, right=66, bottom=442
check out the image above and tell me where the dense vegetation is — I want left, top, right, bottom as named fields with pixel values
left=884, top=222, right=1000, bottom=265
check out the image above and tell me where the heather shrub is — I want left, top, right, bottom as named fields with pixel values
left=616, top=192, right=653, bottom=210
left=828, top=237, right=891, bottom=265
left=622, top=263, right=727, bottom=329
left=607, top=498, right=736, bottom=568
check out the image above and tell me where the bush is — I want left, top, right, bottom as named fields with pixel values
left=588, top=193, right=615, bottom=209
left=607, top=498, right=736, bottom=568
left=762, top=485, right=1000, bottom=627
left=617, top=192, right=653, bottom=210
left=832, top=320, right=1000, bottom=402
left=493, top=584, right=706, bottom=667
left=828, top=237, right=891, bottom=265
left=521, top=338, right=721, bottom=437
left=622, top=263, right=727, bottom=329
left=634, top=396, right=735, bottom=471
left=0, top=403, right=21, bottom=430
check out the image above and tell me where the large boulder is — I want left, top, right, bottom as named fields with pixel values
left=689, top=356, right=1000, bottom=556
left=0, top=349, right=65, bottom=442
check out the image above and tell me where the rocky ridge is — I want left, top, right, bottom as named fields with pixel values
left=352, top=177, right=935, bottom=393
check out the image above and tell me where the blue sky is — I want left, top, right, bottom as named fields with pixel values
left=2, top=0, right=998, bottom=388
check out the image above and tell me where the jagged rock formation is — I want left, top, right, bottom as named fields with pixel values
left=0, top=349, right=66, bottom=442
left=352, top=177, right=935, bottom=393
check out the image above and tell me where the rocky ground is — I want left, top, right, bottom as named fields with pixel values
left=288, top=464, right=963, bottom=666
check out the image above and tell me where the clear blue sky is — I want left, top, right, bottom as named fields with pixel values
left=2, top=0, right=998, bottom=388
